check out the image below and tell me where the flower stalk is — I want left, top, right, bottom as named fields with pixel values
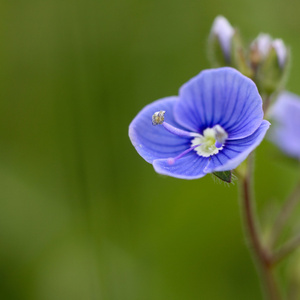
left=240, top=153, right=281, bottom=300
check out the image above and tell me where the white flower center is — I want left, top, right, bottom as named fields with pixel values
left=191, top=126, right=227, bottom=157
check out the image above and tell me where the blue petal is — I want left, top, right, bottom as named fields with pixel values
left=204, top=120, right=270, bottom=173
left=174, top=67, right=264, bottom=139
left=153, top=152, right=209, bottom=179
left=129, top=97, right=191, bottom=163
left=269, top=91, right=300, bottom=158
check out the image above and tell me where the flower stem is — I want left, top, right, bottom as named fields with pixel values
left=240, top=153, right=281, bottom=300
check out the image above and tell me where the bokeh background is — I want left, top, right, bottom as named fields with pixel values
left=0, top=0, right=300, bottom=299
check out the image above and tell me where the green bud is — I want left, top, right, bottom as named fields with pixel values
left=251, top=34, right=289, bottom=95
left=208, top=16, right=234, bottom=67
left=207, top=16, right=253, bottom=77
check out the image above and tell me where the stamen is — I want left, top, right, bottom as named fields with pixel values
left=213, top=125, right=228, bottom=148
left=168, top=144, right=201, bottom=165
left=162, top=122, right=200, bottom=138
left=152, top=111, right=201, bottom=138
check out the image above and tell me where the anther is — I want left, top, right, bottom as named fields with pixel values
left=213, top=125, right=228, bottom=148
left=152, top=111, right=165, bottom=125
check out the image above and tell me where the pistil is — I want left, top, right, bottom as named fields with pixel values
left=167, top=144, right=201, bottom=165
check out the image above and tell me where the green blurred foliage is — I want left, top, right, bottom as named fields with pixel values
left=0, top=0, right=299, bottom=299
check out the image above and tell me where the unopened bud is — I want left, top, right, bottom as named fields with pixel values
left=253, top=34, right=272, bottom=57
left=251, top=33, right=289, bottom=95
left=208, top=16, right=252, bottom=77
left=251, top=33, right=288, bottom=69
left=209, top=16, right=234, bottom=65
left=211, top=16, right=234, bottom=61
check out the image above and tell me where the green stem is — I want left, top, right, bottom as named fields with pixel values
left=240, top=154, right=281, bottom=300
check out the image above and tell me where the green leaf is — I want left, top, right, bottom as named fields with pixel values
left=212, top=171, right=232, bottom=183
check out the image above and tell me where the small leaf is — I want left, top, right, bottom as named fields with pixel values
left=213, top=170, right=232, bottom=183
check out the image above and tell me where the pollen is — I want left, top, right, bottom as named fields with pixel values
left=191, top=126, right=227, bottom=157
left=152, top=111, right=165, bottom=125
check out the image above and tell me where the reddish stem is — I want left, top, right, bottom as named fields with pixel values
left=240, top=155, right=281, bottom=300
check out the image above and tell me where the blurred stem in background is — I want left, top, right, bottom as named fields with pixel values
left=269, top=179, right=300, bottom=250
left=239, top=153, right=281, bottom=300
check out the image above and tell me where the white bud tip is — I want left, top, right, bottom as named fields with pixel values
left=252, top=34, right=287, bottom=68
left=211, top=16, right=234, bottom=58
left=253, top=33, right=272, bottom=58
left=272, top=39, right=287, bottom=68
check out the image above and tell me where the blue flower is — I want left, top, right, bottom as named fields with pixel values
left=129, top=68, right=270, bottom=179
left=269, top=91, right=300, bottom=159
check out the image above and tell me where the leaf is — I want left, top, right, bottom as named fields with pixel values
left=212, top=170, right=232, bottom=183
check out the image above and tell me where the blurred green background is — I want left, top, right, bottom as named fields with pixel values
left=0, top=0, right=300, bottom=299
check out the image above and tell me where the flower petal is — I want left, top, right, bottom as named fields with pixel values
left=129, top=97, right=190, bottom=163
left=153, top=153, right=209, bottom=179
left=203, top=120, right=270, bottom=173
left=174, top=67, right=264, bottom=139
left=269, top=91, right=300, bottom=158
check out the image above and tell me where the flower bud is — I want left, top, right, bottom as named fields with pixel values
left=208, top=16, right=252, bottom=77
left=251, top=33, right=289, bottom=95
left=208, top=16, right=234, bottom=65
left=250, top=34, right=272, bottom=65
left=251, top=34, right=288, bottom=69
